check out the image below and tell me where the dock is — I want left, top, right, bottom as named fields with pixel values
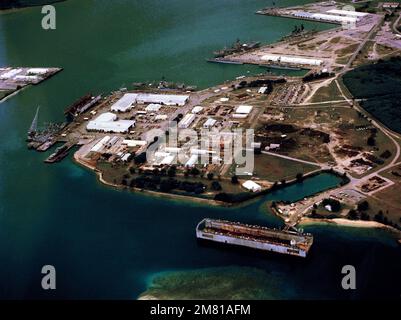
left=44, top=142, right=75, bottom=164
left=206, top=58, right=244, bottom=65
left=0, top=67, right=62, bottom=102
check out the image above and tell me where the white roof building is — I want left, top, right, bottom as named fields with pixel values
left=15, top=75, right=39, bottom=82
left=178, top=113, right=196, bottom=129
left=145, top=103, right=162, bottom=112
left=258, top=87, right=268, bottom=94
left=160, top=155, right=176, bottom=165
left=185, top=154, right=198, bottom=167
left=326, top=9, right=368, bottom=17
left=121, top=153, right=131, bottom=162
left=87, top=112, right=135, bottom=133
left=0, top=68, right=22, bottom=79
left=91, top=136, right=111, bottom=152
left=123, top=139, right=147, bottom=147
left=191, top=106, right=204, bottom=114
left=232, top=113, right=248, bottom=119
left=311, top=13, right=358, bottom=24
left=136, top=93, right=189, bottom=106
left=203, top=118, right=217, bottom=129
left=155, top=115, right=168, bottom=121
left=266, top=143, right=280, bottom=151
left=242, top=180, right=262, bottom=192
left=261, top=54, right=323, bottom=66
left=27, top=68, right=49, bottom=75
left=111, top=93, right=138, bottom=112
left=236, top=105, right=253, bottom=114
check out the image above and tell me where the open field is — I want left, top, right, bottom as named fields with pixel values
left=310, top=79, right=345, bottom=102
left=256, top=103, right=396, bottom=177
left=253, top=153, right=319, bottom=182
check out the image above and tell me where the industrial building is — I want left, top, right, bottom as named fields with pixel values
left=14, top=75, right=39, bottom=82
left=122, top=139, right=148, bottom=147
left=135, top=93, right=189, bottom=106
left=145, top=103, right=162, bottom=112
left=232, top=113, right=249, bottom=119
left=292, top=11, right=358, bottom=24
left=203, top=118, right=217, bottom=129
left=91, top=136, right=111, bottom=153
left=326, top=9, right=368, bottom=17
left=155, top=115, right=168, bottom=121
left=236, top=105, right=253, bottom=114
left=111, top=92, right=189, bottom=113
left=178, top=113, right=196, bottom=129
left=86, top=112, right=135, bottom=133
left=312, top=13, right=358, bottom=23
left=261, top=54, right=323, bottom=66
left=110, top=93, right=138, bottom=112
left=191, top=106, right=204, bottom=114
left=242, top=180, right=262, bottom=192
left=0, top=68, right=22, bottom=80
left=185, top=154, right=199, bottom=167
left=27, top=68, right=49, bottom=75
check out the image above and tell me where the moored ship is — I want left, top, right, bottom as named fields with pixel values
left=196, top=218, right=313, bottom=258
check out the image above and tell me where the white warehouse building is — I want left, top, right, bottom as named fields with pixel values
left=110, top=93, right=190, bottom=113
left=261, top=54, right=322, bottom=66
left=242, top=180, right=262, bottom=192
left=136, top=93, right=189, bottom=106
left=86, top=112, right=135, bottom=133
left=203, top=118, right=217, bottom=129
left=311, top=13, right=358, bottom=24
left=111, top=93, right=138, bottom=112
left=178, top=113, right=196, bottom=129
left=236, top=105, right=254, bottom=114
left=326, top=9, right=368, bottom=18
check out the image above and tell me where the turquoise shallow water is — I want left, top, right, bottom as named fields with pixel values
left=0, top=0, right=400, bottom=299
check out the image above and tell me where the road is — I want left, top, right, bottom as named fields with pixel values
left=261, top=151, right=321, bottom=167
left=392, top=12, right=401, bottom=35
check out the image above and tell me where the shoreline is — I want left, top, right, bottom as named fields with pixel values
left=72, top=153, right=231, bottom=208
left=300, top=217, right=401, bottom=240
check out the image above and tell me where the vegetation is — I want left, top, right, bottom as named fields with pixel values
left=321, top=198, right=341, bottom=212
left=343, top=57, right=401, bottom=133
left=303, top=71, right=335, bottom=83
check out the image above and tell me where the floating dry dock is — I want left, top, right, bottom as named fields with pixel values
left=196, top=218, right=313, bottom=257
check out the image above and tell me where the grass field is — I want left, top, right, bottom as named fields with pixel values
left=254, top=153, right=319, bottom=182
left=310, top=80, right=346, bottom=103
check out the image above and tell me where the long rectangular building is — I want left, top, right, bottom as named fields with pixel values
left=178, top=113, right=196, bottom=129
left=326, top=9, right=368, bottom=17
left=261, top=54, right=322, bottom=66
left=86, top=112, right=135, bottom=133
